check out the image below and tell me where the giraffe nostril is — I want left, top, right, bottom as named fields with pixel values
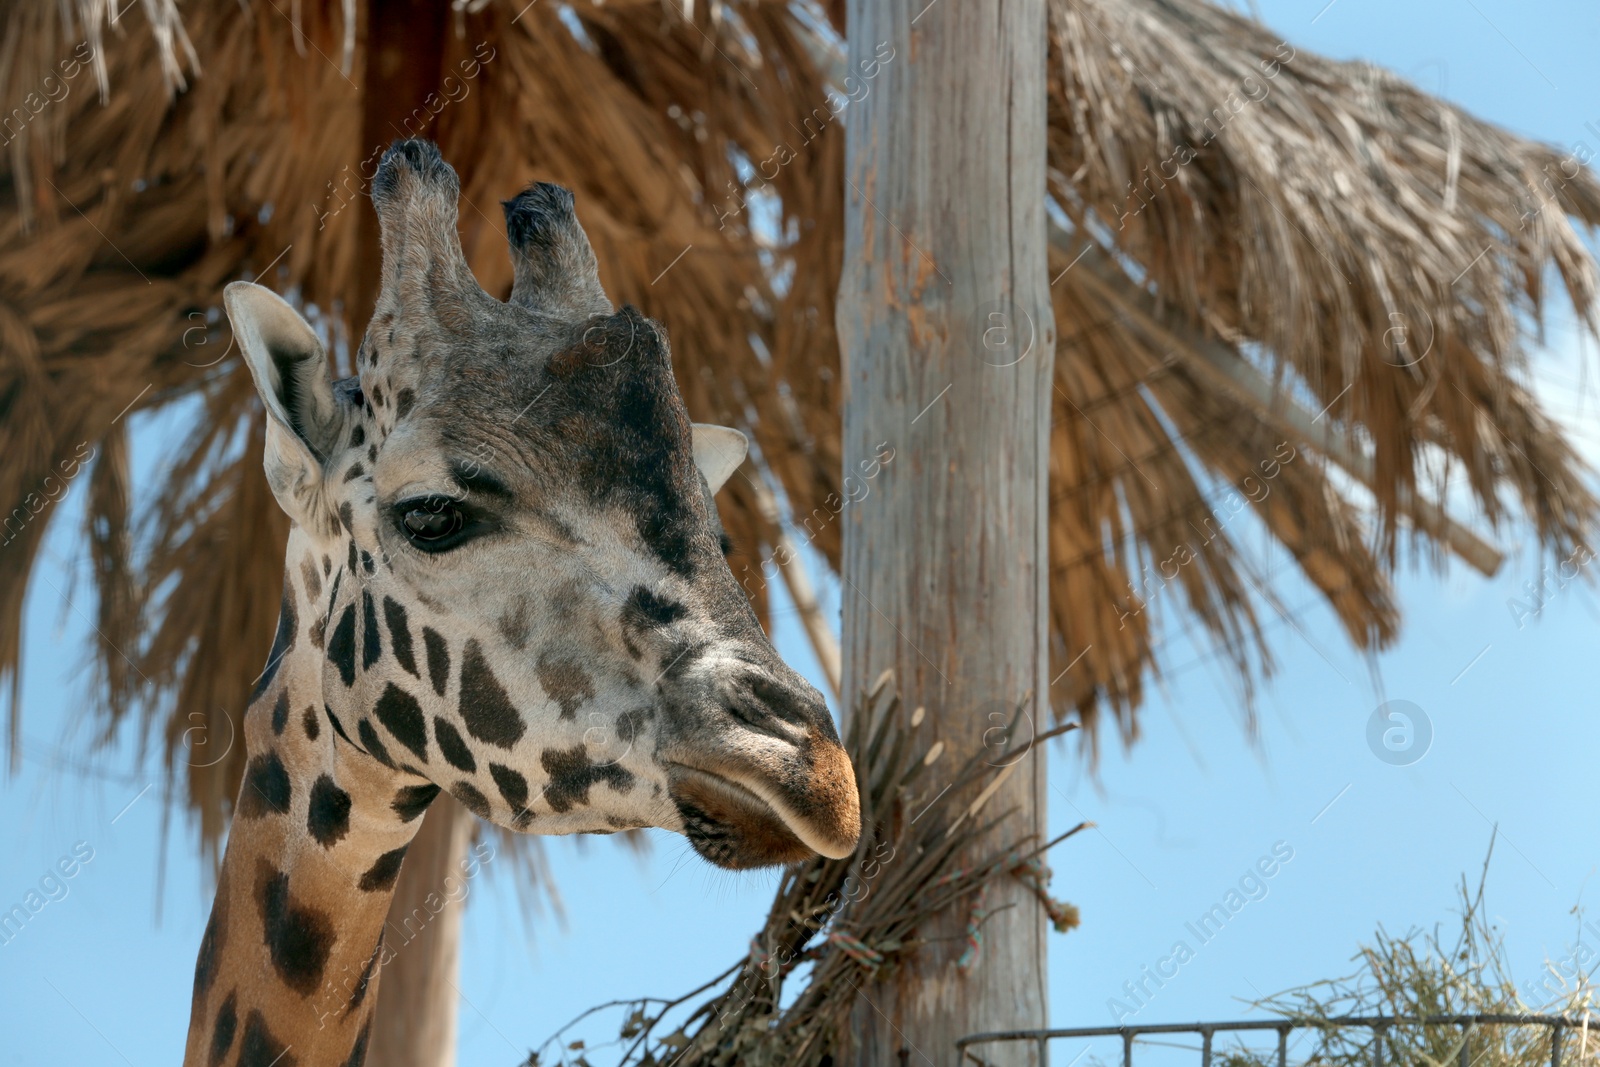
left=740, top=673, right=826, bottom=731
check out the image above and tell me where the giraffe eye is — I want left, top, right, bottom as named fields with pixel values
left=399, top=497, right=467, bottom=550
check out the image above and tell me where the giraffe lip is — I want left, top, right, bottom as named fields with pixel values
left=665, top=763, right=814, bottom=870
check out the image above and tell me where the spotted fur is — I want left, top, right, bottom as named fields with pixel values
left=182, top=140, right=859, bottom=1067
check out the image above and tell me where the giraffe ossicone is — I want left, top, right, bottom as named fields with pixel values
left=182, top=139, right=859, bottom=1067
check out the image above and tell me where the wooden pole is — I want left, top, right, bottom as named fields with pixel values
left=367, top=795, right=476, bottom=1067
left=355, top=0, right=450, bottom=330
left=838, top=2, right=1055, bottom=1064
left=357, top=5, right=463, bottom=1063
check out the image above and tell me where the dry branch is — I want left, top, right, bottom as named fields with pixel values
left=525, top=677, right=1087, bottom=1067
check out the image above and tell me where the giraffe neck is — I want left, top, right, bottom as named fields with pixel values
left=183, top=536, right=434, bottom=1067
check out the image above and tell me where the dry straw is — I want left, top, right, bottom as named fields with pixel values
left=1218, top=839, right=1600, bottom=1067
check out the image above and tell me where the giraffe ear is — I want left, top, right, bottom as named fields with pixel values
left=691, top=424, right=747, bottom=495
left=225, top=282, right=341, bottom=514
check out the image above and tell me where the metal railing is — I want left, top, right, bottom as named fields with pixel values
left=955, top=1014, right=1600, bottom=1067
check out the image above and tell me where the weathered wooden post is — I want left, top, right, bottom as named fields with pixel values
left=837, top=0, right=1056, bottom=1063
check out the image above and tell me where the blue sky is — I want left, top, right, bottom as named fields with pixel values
left=3, top=1, right=1600, bottom=1064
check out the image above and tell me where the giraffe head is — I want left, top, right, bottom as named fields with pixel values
left=226, top=139, right=858, bottom=869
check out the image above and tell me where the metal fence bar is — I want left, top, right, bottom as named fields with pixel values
left=956, top=1014, right=1600, bottom=1061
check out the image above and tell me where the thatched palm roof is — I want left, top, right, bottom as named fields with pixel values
left=1, top=0, right=1594, bottom=851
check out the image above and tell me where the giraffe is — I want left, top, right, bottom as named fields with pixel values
left=181, top=139, right=860, bottom=1067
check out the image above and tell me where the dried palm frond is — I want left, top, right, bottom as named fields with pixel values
left=1041, top=0, right=1600, bottom=738
left=524, top=673, right=1087, bottom=1067
left=0, top=0, right=1594, bottom=851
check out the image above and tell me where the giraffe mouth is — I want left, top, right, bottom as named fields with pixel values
left=666, top=764, right=816, bottom=870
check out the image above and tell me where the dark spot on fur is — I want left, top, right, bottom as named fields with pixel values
left=301, top=556, right=323, bottom=602
left=622, top=585, right=688, bottom=630
left=368, top=443, right=378, bottom=462
left=423, top=627, right=449, bottom=696
left=374, top=683, right=428, bottom=764
left=395, top=387, right=416, bottom=419
left=433, top=717, right=476, bottom=773
left=383, top=597, right=417, bottom=677
left=328, top=604, right=357, bottom=686
left=536, top=653, right=594, bottom=720
left=451, top=780, right=492, bottom=820
left=358, top=720, right=395, bottom=767
left=349, top=934, right=382, bottom=1014
left=238, top=1009, right=298, bottom=1067
left=391, top=783, right=440, bottom=822
left=209, top=991, right=238, bottom=1066
left=541, top=744, right=634, bottom=813
left=361, top=550, right=376, bottom=576
left=350, top=424, right=365, bottom=447
left=497, top=597, right=532, bottom=651
left=270, top=689, right=289, bottom=735
left=303, top=705, right=321, bottom=741
left=340, top=502, right=355, bottom=536
left=361, top=590, right=381, bottom=670
left=358, top=846, right=408, bottom=892
left=250, top=582, right=297, bottom=702
left=459, top=639, right=525, bottom=748
left=309, top=612, right=328, bottom=650
left=344, top=462, right=366, bottom=483
left=658, top=639, right=705, bottom=682
left=343, top=1020, right=372, bottom=1067
left=307, top=775, right=352, bottom=847
left=255, top=862, right=335, bottom=996
left=571, top=312, right=705, bottom=575
left=616, top=707, right=654, bottom=744
left=546, top=580, right=587, bottom=623
left=192, top=884, right=227, bottom=1005
left=370, top=383, right=385, bottom=409
left=240, top=753, right=292, bottom=817
left=325, top=705, right=355, bottom=747
left=489, top=763, right=533, bottom=827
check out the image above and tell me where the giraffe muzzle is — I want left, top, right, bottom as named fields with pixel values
left=665, top=722, right=861, bottom=870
